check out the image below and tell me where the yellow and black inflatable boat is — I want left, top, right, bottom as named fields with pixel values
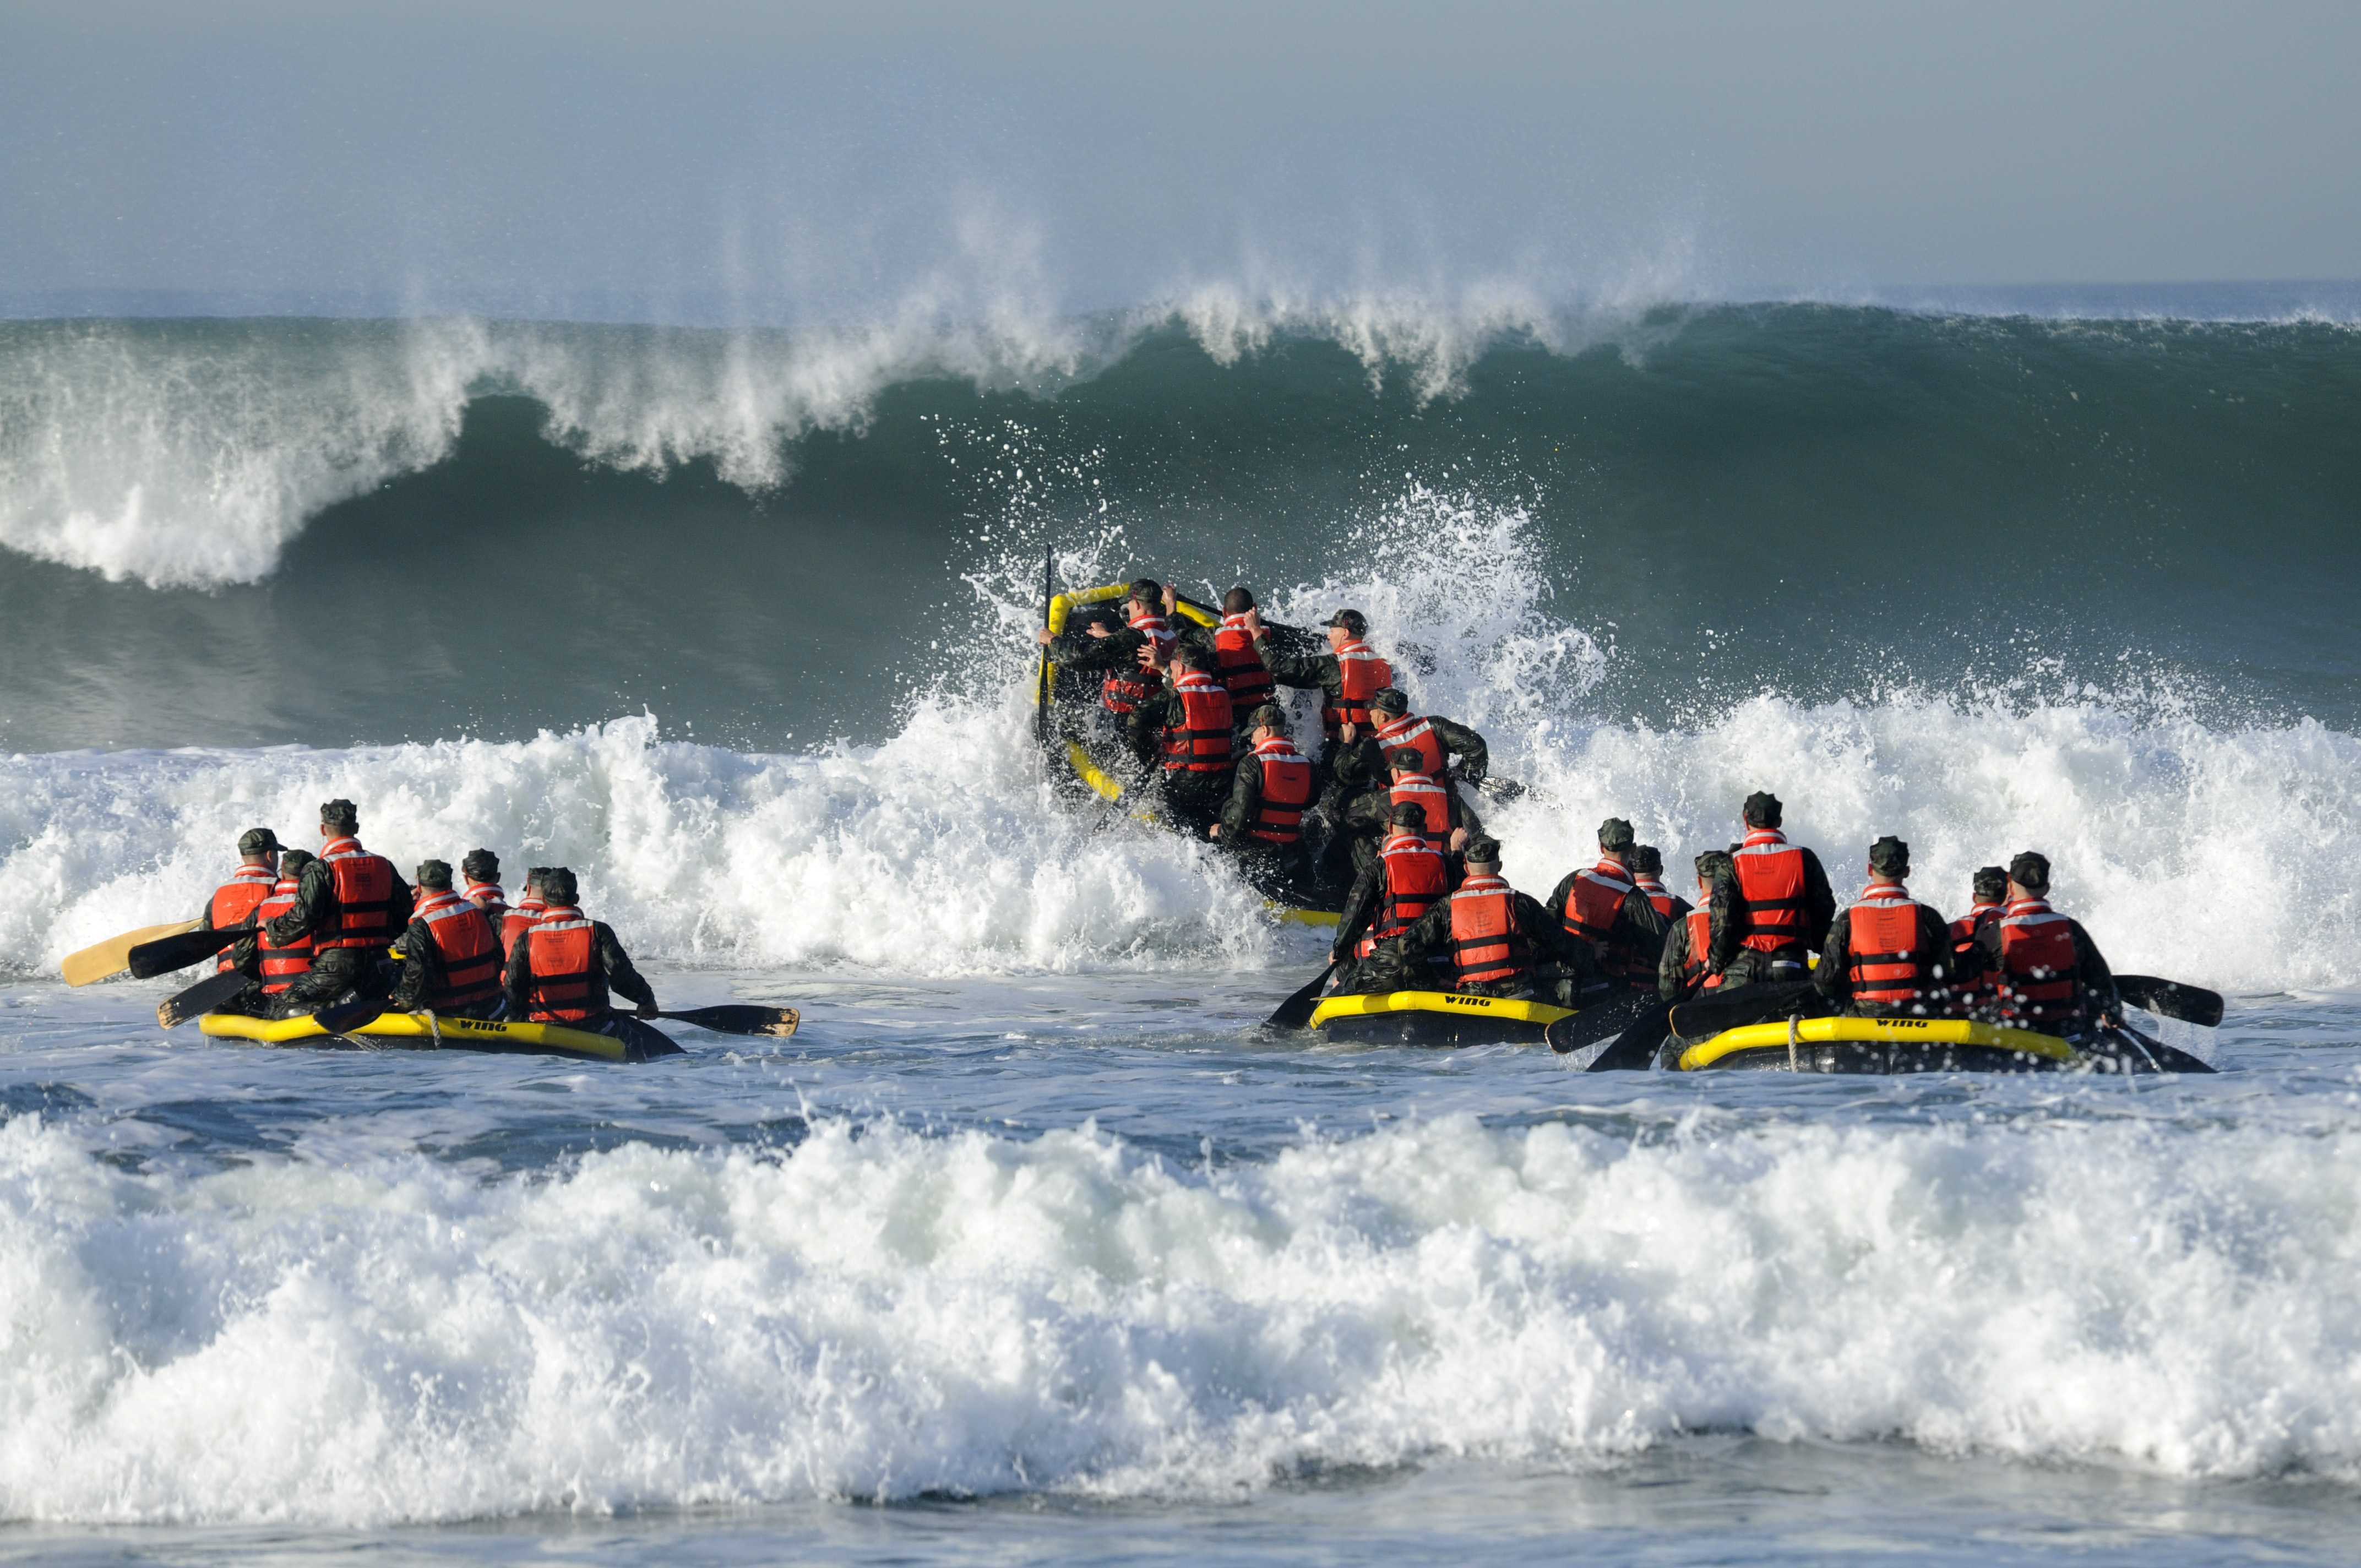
left=200, top=1010, right=668, bottom=1064
left=1672, top=1015, right=2087, bottom=1073
left=1308, top=989, right=1576, bottom=1047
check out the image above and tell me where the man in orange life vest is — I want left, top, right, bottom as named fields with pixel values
left=1337, top=747, right=1481, bottom=878
left=197, top=826, right=283, bottom=986
left=1972, top=851, right=2119, bottom=1038
left=1813, top=837, right=1981, bottom=1017
left=1128, top=640, right=1236, bottom=834
left=1330, top=801, right=1453, bottom=990
left=1325, top=687, right=1489, bottom=817
left=1707, top=791, right=1837, bottom=984
left=1629, top=846, right=1690, bottom=922
left=262, top=799, right=415, bottom=1010
left=1035, top=578, right=1176, bottom=771
left=503, top=868, right=551, bottom=956
left=216, top=847, right=315, bottom=1017
left=501, top=867, right=663, bottom=1040
left=460, top=848, right=511, bottom=939
left=387, top=860, right=508, bottom=1019
left=1657, top=850, right=1753, bottom=1003
left=1211, top=705, right=1316, bottom=897
left=1249, top=607, right=1392, bottom=757
left=1378, top=836, right=1596, bottom=1003
left=1947, top=865, right=2009, bottom=1017
left=1207, top=586, right=1277, bottom=720
left=1545, top=817, right=1668, bottom=990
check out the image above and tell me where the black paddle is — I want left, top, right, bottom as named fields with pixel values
left=1582, top=1000, right=1677, bottom=1072
left=156, top=968, right=254, bottom=1030
left=2114, top=975, right=2225, bottom=1029
left=312, top=997, right=388, bottom=1036
left=1036, top=542, right=1055, bottom=749
left=654, top=1005, right=799, bottom=1038
left=2109, top=1018, right=2218, bottom=1074
left=1265, top=962, right=1340, bottom=1030
left=1664, top=979, right=1824, bottom=1042
left=128, top=925, right=244, bottom=979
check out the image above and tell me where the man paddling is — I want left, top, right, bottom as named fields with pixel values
left=1658, top=850, right=1747, bottom=1003
left=1129, top=641, right=1236, bottom=834
left=198, top=827, right=282, bottom=983
left=1708, top=791, right=1837, bottom=983
left=1973, top=852, right=2119, bottom=1038
left=263, top=800, right=412, bottom=1010
left=1211, top=704, right=1315, bottom=898
left=1249, top=606, right=1391, bottom=755
left=1034, top=578, right=1177, bottom=774
left=1948, top=865, right=2008, bottom=1017
left=1630, top=846, right=1689, bottom=922
left=1325, top=688, right=1489, bottom=813
left=503, top=867, right=666, bottom=1050
left=389, top=860, right=506, bottom=1019
left=1545, top=817, right=1668, bottom=990
left=503, top=868, right=551, bottom=954
left=1813, top=836, right=1977, bottom=1017
left=460, top=849, right=511, bottom=939
left=1376, top=836, right=1596, bottom=1004
left=1330, top=802, right=1452, bottom=992
left=1336, top=748, right=1480, bottom=879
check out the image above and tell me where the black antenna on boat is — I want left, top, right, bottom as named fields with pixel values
left=1035, top=540, right=1054, bottom=749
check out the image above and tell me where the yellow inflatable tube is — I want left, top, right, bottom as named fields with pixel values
left=202, top=1010, right=631, bottom=1063
left=1309, top=989, right=1577, bottom=1031
left=1675, top=1015, right=2078, bottom=1072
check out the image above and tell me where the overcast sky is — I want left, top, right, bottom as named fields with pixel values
left=4, top=1, right=2356, bottom=319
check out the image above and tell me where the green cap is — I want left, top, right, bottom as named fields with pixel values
left=280, top=848, right=314, bottom=873
left=415, top=859, right=453, bottom=890
left=1742, top=791, right=1782, bottom=829
left=1463, top=835, right=1502, bottom=864
left=1695, top=848, right=1734, bottom=880
left=2009, top=851, right=2051, bottom=891
left=1597, top=817, right=1635, bottom=851
left=237, top=827, right=282, bottom=856
left=319, top=798, right=358, bottom=830
left=1323, top=608, right=1367, bottom=636
left=1631, top=845, right=1663, bottom=876
left=1390, top=802, right=1428, bottom=828
left=1249, top=704, right=1289, bottom=732
left=1973, top=865, right=2009, bottom=901
left=460, top=848, right=501, bottom=881
left=1868, top=835, right=1911, bottom=875
left=1370, top=687, right=1409, bottom=714
left=541, top=867, right=579, bottom=905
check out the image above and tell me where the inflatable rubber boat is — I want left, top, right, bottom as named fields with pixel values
left=1670, top=1015, right=2082, bottom=1072
left=1307, top=989, right=1577, bottom=1046
left=200, top=1010, right=678, bottom=1063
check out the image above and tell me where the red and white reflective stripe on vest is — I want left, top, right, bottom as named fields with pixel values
left=1679, top=906, right=1722, bottom=993
left=465, top=880, right=510, bottom=925
left=501, top=896, right=546, bottom=954
left=1564, top=859, right=1649, bottom=983
left=526, top=907, right=608, bottom=1023
left=415, top=889, right=503, bottom=1010
left=1215, top=613, right=1275, bottom=708
left=1447, top=874, right=1527, bottom=987
left=1949, top=903, right=2002, bottom=1008
left=1359, top=832, right=1450, bottom=956
left=1388, top=775, right=1452, bottom=850
left=1731, top=829, right=1808, bottom=955
left=1322, top=641, right=1391, bottom=737
left=255, top=876, right=313, bottom=992
left=209, top=864, right=277, bottom=971
left=320, top=837, right=401, bottom=950
left=1998, top=897, right=2081, bottom=1025
left=1633, top=874, right=1678, bottom=921
left=1161, top=670, right=1235, bottom=771
left=1100, top=612, right=1173, bottom=714
left=1372, top=712, right=1444, bottom=778
left=1247, top=737, right=1313, bottom=843
left=1845, top=883, right=1940, bottom=1007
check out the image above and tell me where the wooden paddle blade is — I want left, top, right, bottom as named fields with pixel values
left=1265, top=963, right=1340, bottom=1030
left=312, top=999, right=388, bottom=1036
left=658, top=1005, right=800, bottom=1038
left=128, top=925, right=244, bottom=979
left=157, top=969, right=253, bottom=1030
left=63, top=919, right=202, bottom=987
left=2114, top=975, right=2226, bottom=1029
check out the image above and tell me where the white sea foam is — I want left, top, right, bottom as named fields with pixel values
left=3, top=1103, right=2358, bottom=1525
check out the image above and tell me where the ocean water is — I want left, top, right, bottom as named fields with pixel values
left=3, top=296, right=2360, bottom=1564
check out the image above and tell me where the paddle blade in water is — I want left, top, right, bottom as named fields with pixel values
left=156, top=969, right=252, bottom=1030
left=311, top=998, right=388, bottom=1036
left=1265, top=963, right=1339, bottom=1030
left=64, top=919, right=202, bottom=987
left=658, top=1005, right=799, bottom=1038
left=2115, top=975, right=2226, bottom=1028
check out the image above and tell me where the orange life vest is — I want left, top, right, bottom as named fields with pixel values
left=1357, top=831, right=1449, bottom=957
left=502, top=895, right=546, bottom=954
left=1160, top=669, right=1235, bottom=772
left=1448, top=874, right=1528, bottom=989
left=319, top=836, right=402, bottom=950
left=1214, top=613, right=1275, bottom=709
left=1563, top=859, right=1651, bottom=986
left=1371, top=711, right=1444, bottom=778
left=1948, top=903, right=2003, bottom=1012
left=1676, top=906, right=1723, bottom=995
left=1322, top=640, right=1392, bottom=739
left=1731, top=829, right=1810, bottom=964
left=1633, top=874, right=1681, bottom=921
left=412, top=889, right=503, bottom=1011
left=1388, top=775, right=1452, bottom=851
left=1100, top=611, right=1173, bottom=714
left=255, top=873, right=314, bottom=994
left=1996, top=897, right=2085, bottom=1032
left=525, top=906, right=608, bottom=1023
left=1843, top=883, right=1943, bottom=1011
left=1247, top=737, right=1313, bottom=843
left=209, top=864, right=276, bottom=971
left=465, top=880, right=510, bottom=930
